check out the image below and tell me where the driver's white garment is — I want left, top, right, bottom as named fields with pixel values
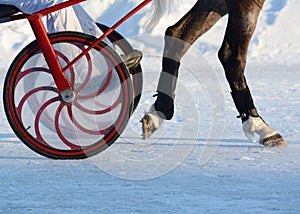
left=0, top=0, right=101, bottom=36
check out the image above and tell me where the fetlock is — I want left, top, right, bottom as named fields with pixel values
left=238, top=108, right=260, bottom=123
left=153, top=92, right=174, bottom=120
left=242, top=115, right=277, bottom=142
left=231, top=87, right=258, bottom=122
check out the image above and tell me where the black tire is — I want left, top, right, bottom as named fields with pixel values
left=4, top=31, right=133, bottom=159
left=97, top=23, right=143, bottom=112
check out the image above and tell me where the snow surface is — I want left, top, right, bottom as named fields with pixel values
left=0, top=0, right=300, bottom=213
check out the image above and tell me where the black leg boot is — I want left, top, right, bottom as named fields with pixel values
left=231, top=87, right=259, bottom=122
left=154, top=58, right=180, bottom=120
left=153, top=92, right=174, bottom=120
left=141, top=58, right=179, bottom=139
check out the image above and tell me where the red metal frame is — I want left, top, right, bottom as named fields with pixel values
left=28, top=14, right=70, bottom=92
left=27, top=0, right=87, bottom=92
left=6, top=0, right=152, bottom=92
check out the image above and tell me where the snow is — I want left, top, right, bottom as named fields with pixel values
left=0, top=0, right=300, bottom=213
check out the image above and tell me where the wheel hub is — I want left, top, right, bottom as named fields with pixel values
left=60, top=88, right=75, bottom=103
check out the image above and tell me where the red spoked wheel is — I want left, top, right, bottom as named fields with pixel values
left=4, top=32, right=133, bottom=159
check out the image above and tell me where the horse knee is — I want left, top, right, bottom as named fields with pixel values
left=218, top=42, right=231, bottom=66
left=164, top=25, right=189, bottom=61
left=218, top=42, right=246, bottom=69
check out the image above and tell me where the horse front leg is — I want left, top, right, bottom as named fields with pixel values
left=219, top=0, right=286, bottom=146
left=142, top=0, right=227, bottom=139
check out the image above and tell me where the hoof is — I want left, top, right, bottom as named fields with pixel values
left=141, top=114, right=157, bottom=140
left=260, top=133, right=287, bottom=147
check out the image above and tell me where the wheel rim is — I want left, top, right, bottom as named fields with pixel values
left=5, top=33, right=132, bottom=158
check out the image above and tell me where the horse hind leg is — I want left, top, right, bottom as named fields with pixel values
left=218, top=0, right=286, bottom=146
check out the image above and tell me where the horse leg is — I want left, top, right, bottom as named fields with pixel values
left=218, top=0, right=286, bottom=146
left=142, top=0, right=227, bottom=139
